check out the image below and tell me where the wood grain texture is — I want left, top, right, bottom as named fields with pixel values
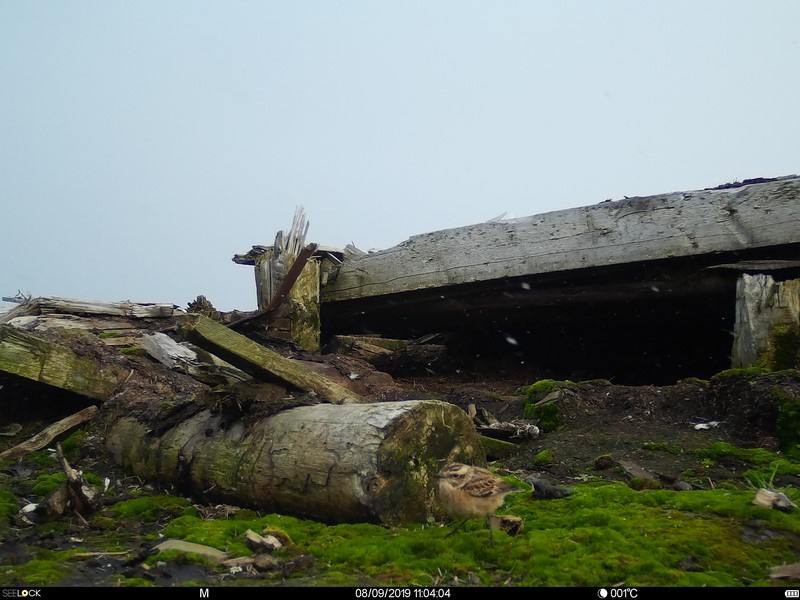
left=178, top=313, right=362, bottom=403
left=0, top=324, right=124, bottom=399
left=323, top=177, right=800, bottom=302
left=103, top=400, right=484, bottom=525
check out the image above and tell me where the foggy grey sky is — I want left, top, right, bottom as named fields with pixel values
left=1, top=1, right=798, bottom=311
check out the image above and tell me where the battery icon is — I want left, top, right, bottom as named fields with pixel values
left=785, top=591, right=799, bottom=597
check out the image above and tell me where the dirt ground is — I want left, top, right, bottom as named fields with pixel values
left=390, top=369, right=799, bottom=490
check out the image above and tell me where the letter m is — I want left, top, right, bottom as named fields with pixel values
left=200, top=589, right=210, bottom=598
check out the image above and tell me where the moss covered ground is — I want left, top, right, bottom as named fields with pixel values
left=1, top=466, right=799, bottom=587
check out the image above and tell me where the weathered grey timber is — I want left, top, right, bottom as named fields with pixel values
left=0, top=297, right=178, bottom=322
left=103, top=399, right=484, bottom=525
left=732, top=274, right=800, bottom=369
left=323, top=176, right=800, bottom=302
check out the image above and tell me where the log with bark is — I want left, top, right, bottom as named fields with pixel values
left=101, top=397, right=485, bottom=525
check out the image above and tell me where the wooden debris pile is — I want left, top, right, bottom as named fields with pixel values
left=0, top=209, right=492, bottom=526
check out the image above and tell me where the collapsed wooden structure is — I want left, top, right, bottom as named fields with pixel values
left=1, top=175, right=798, bottom=524
left=234, top=177, right=800, bottom=383
left=0, top=304, right=485, bottom=525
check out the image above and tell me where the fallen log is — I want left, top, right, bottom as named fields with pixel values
left=177, top=314, right=363, bottom=404
left=102, top=399, right=484, bottom=525
left=0, top=324, right=126, bottom=400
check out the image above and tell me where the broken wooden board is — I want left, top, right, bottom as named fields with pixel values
left=323, top=176, right=800, bottom=302
left=0, top=405, right=99, bottom=462
left=177, top=314, right=363, bottom=404
left=0, top=324, right=126, bottom=400
left=140, top=332, right=251, bottom=386
left=0, top=297, right=178, bottom=321
left=103, top=399, right=484, bottom=525
left=326, top=335, right=396, bottom=362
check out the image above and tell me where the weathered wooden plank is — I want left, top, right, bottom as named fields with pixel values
left=140, top=332, right=251, bottom=385
left=732, top=274, right=800, bottom=369
left=177, top=314, right=363, bottom=404
left=286, top=255, right=320, bottom=352
left=228, top=243, right=319, bottom=328
left=0, top=297, right=177, bottom=320
left=4, top=314, right=141, bottom=332
left=0, top=406, right=99, bottom=462
left=0, top=324, right=125, bottom=400
left=323, top=177, right=800, bottom=302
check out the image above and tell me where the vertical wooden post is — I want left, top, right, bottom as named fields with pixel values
left=732, top=273, right=800, bottom=369
left=287, top=257, right=320, bottom=352
left=254, top=249, right=274, bottom=311
left=233, top=206, right=321, bottom=352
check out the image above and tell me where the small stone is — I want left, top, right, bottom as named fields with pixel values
left=245, top=529, right=283, bottom=552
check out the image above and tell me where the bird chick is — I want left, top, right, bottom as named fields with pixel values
left=436, top=462, right=519, bottom=544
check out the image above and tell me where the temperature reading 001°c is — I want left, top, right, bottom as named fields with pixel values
left=598, top=589, right=638, bottom=599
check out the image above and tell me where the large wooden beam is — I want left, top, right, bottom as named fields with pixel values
left=323, top=177, right=800, bottom=302
left=0, top=324, right=125, bottom=400
left=0, top=297, right=177, bottom=321
left=177, top=314, right=363, bottom=404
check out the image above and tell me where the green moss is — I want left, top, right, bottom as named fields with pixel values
left=628, top=477, right=661, bottom=491
left=98, top=331, right=122, bottom=339
left=163, top=514, right=254, bottom=556
left=643, top=441, right=683, bottom=454
left=0, top=557, right=70, bottom=585
left=31, top=473, right=67, bottom=498
left=710, top=367, right=771, bottom=381
left=59, top=429, right=88, bottom=461
left=694, top=442, right=800, bottom=487
left=5, top=478, right=800, bottom=587
left=0, top=488, right=17, bottom=525
left=696, top=442, right=782, bottom=465
left=526, top=402, right=564, bottom=432
left=518, top=379, right=577, bottom=398
left=27, top=448, right=56, bottom=468
left=233, top=508, right=260, bottom=521
left=758, top=324, right=800, bottom=371
left=519, top=380, right=577, bottom=431
left=774, top=387, right=800, bottom=456
left=111, top=495, right=194, bottom=522
left=533, top=449, right=555, bottom=465
left=120, top=346, right=146, bottom=356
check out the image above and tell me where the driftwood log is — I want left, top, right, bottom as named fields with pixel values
left=103, top=399, right=484, bottom=525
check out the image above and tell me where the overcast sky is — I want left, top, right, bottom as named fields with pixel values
left=1, top=1, right=798, bottom=312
